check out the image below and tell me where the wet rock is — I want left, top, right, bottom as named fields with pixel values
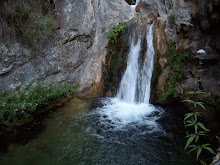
left=157, top=66, right=173, bottom=93
left=139, top=0, right=220, bottom=103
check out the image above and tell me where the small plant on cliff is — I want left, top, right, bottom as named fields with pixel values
left=183, top=55, right=215, bottom=163
left=108, top=23, right=127, bottom=44
left=131, top=0, right=136, bottom=5
left=159, top=40, right=189, bottom=102
left=0, top=81, right=79, bottom=126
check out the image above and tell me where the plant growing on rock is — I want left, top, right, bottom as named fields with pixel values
left=183, top=91, right=215, bottom=163
left=159, top=40, right=189, bottom=102
left=183, top=52, right=215, bottom=163
left=131, top=0, right=136, bottom=5
left=108, top=23, right=127, bottom=44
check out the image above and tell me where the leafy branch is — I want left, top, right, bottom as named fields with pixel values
left=183, top=58, right=214, bottom=162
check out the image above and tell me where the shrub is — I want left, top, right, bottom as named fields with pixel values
left=0, top=81, right=79, bottom=126
left=108, top=23, right=126, bottom=44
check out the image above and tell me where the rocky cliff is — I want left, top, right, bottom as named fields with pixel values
left=137, top=0, right=220, bottom=105
left=0, top=0, right=135, bottom=98
left=1, top=0, right=220, bottom=105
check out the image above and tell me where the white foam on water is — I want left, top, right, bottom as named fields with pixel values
left=95, top=98, right=163, bottom=132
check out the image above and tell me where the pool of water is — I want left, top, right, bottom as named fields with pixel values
left=0, top=98, right=198, bottom=165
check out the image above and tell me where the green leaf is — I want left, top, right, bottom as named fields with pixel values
left=188, top=146, right=197, bottom=153
left=186, top=123, right=194, bottom=126
left=199, top=61, right=203, bottom=65
left=198, top=131, right=207, bottom=136
left=186, top=134, right=195, bottom=138
left=197, top=69, right=207, bottom=73
left=196, top=91, right=206, bottom=95
left=197, top=122, right=210, bottom=131
left=201, top=144, right=210, bottom=147
left=184, top=113, right=194, bottom=120
left=203, top=147, right=215, bottom=154
left=196, top=148, right=202, bottom=160
left=194, top=113, right=198, bottom=122
left=195, top=124, right=198, bottom=133
left=182, top=99, right=195, bottom=104
left=195, top=135, right=199, bottom=142
left=195, top=112, right=201, bottom=116
left=185, top=135, right=196, bottom=149
left=200, top=160, right=206, bottom=165
left=196, top=102, right=206, bottom=110
left=185, top=119, right=194, bottom=124
left=182, top=100, right=197, bottom=108
left=185, top=91, right=195, bottom=95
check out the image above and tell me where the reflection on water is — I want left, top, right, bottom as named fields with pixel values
left=0, top=99, right=198, bottom=165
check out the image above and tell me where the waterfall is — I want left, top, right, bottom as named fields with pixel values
left=116, top=39, right=141, bottom=103
left=95, top=23, right=162, bottom=130
left=138, top=24, right=155, bottom=103
left=130, top=0, right=140, bottom=10
left=116, top=24, right=155, bottom=104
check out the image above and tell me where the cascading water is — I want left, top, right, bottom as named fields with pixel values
left=131, top=0, right=140, bottom=10
left=95, top=24, right=163, bottom=131
left=138, top=24, right=155, bottom=103
left=117, top=24, right=155, bottom=104
left=116, top=38, right=141, bottom=103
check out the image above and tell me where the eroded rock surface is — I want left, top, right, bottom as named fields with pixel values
left=0, top=0, right=135, bottom=97
left=137, top=0, right=220, bottom=103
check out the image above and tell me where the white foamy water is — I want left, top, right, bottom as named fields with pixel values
left=137, top=24, right=155, bottom=103
left=96, top=98, right=163, bottom=131
left=95, top=24, right=163, bottom=131
left=117, top=23, right=154, bottom=104
left=130, top=0, right=140, bottom=10
left=116, top=39, right=141, bottom=103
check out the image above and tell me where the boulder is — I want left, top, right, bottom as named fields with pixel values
left=0, top=0, right=135, bottom=97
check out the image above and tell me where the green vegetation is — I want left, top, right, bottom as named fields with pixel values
left=0, top=81, right=79, bottom=126
left=104, top=22, right=129, bottom=96
left=108, top=23, right=127, bottom=44
left=183, top=92, right=215, bottom=162
left=131, top=0, right=136, bottom=5
left=159, top=40, right=189, bottom=102
left=1, top=0, right=56, bottom=48
left=4, top=41, right=9, bottom=47
left=183, top=61, right=215, bottom=163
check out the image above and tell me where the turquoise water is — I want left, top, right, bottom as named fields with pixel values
left=0, top=98, right=198, bottom=165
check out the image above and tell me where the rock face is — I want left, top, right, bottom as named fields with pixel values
left=0, top=0, right=135, bottom=97
left=137, top=0, right=220, bottom=103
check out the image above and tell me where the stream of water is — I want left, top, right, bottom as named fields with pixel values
left=0, top=24, right=198, bottom=164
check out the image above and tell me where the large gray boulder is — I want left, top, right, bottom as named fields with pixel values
left=0, top=0, right=135, bottom=97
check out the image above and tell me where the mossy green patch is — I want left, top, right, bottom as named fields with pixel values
left=158, top=40, right=189, bottom=103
